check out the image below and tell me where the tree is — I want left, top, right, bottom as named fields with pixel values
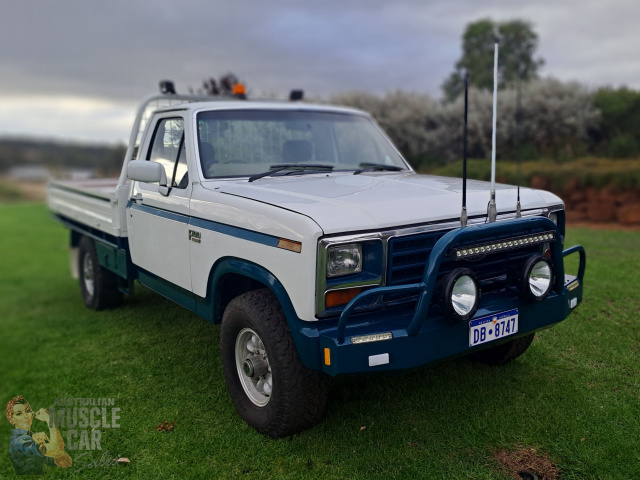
left=442, top=19, right=544, bottom=101
left=331, top=79, right=599, bottom=165
left=592, top=86, right=640, bottom=157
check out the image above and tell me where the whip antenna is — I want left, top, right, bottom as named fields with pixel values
left=515, top=64, right=522, bottom=218
left=461, top=71, right=469, bottom=227
left=487, top=42, right=499, bottom=223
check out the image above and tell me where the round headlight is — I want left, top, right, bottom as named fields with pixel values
left=441, top=268, right=480, bottom=321
left=520, top=254, right=554, bottom=301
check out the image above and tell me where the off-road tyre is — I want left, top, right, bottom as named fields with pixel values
left=220, top=288, right=328, bottom=438
left=78, top=236, right=123, bottom=310
left=467, top=333, right=536, bottom=366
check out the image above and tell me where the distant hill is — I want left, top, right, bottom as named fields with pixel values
left=0, top=138, right=126, bottom=177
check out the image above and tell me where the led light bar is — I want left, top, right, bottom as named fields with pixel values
left=351, top=332, right=393, bottom=345
left=451, top=231, right=555, bottom=260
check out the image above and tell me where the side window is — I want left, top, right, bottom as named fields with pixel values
left=146, top=118, right=188, bottom=188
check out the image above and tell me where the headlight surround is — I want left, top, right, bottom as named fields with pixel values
left=440, top=268, right=480, bottom=321
left=327, top=244, right=362, bottom=278
left=519, top=254, right=554, bottom=301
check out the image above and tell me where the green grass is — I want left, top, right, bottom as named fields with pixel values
left=1, top=203, right=639, bottom=479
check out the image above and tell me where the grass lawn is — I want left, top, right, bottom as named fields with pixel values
left=1, top=203, right=638, bottom=479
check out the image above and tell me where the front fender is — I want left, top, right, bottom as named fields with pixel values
left=196, top=257, right=321, bottom=371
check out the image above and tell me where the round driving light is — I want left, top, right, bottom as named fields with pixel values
left=439, top=268, right=480, bottom=321
left=519, top=254, right=554, bottom=301
left=452, top=276, right=477, bottom=316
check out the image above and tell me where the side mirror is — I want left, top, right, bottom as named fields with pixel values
left=127, top=160, right=170, bottom=196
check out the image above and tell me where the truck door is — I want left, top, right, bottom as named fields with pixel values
left=126, top=115, right=193, bottom=291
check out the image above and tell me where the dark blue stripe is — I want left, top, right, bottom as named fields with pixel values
left=129, top=202, right=190, bottom=224
left=190, top=217, right=279, bottom=247
left=128, top=202, right=279, bottom=248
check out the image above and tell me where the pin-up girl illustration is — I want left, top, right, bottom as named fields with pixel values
left=6, top=395, right=72, bottom=475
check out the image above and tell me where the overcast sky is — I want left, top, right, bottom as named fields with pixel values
left=1, top=0, right=638, bottom=143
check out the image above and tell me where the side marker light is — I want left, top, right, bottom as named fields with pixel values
left=324, top=348, right=331, bottom=366
left=277, top=238, right=302, bottom=253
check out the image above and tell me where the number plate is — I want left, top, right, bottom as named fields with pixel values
left=469, top=309, right=518, bottom=347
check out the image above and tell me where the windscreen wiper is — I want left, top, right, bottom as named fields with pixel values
left=248, top=164, right=334, bottom=182
left=353, top=163, right=404, bottom=175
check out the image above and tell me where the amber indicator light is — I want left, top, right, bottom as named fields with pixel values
left=277, top=239, right=302, bottom=253
left=325, top=288, right=363, bottom=309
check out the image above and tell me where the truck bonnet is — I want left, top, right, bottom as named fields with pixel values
left=204, top=173, right=561, bottom=235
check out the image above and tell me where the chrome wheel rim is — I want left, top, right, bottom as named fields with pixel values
left=235, top=328, right=272, bottom=407
left=82, top=252, right=95, bottom=297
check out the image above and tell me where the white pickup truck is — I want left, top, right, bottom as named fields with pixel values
left=48, top=84, right=585, bottom=437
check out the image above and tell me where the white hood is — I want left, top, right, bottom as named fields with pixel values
left=204, top=172, right=562, bottom=235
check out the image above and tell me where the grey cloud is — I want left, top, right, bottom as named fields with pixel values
left=0, top=0, right=639, bottom=140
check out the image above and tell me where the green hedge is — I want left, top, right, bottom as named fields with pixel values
left=420, top=158, right=640, bottom=193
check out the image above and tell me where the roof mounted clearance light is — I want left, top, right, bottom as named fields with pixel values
left=233, top=83, right=246, bottom=99
left=452, top=231, right=555, bottom=260
left=159, top=80, right=176, bottom=95
left=290, top=89, right=304, bottom=101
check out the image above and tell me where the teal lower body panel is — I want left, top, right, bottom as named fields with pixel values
left=317, top=279, right=583, bottom=376
left=95, top=241, right=130, bottom=279
left=137, top=270, right=197, bottom=311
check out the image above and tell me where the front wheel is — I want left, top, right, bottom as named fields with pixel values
left=220, top=289, right=328, bottom=437
left=467, top=333, right=535, bottom=365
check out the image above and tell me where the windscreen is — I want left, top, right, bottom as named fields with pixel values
left=196, top=109, right=407, bottom=178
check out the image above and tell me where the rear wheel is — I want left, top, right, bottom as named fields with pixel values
left=220, top=289, right=328, bottom=437
left=78, top=236, right=123, bottom=310
left=467, top=333, right=535, bottom=365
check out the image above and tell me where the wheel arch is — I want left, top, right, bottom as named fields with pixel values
left=199, top=257, right=321, bottom=370
left=202, top=257, right=297, bottom=324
